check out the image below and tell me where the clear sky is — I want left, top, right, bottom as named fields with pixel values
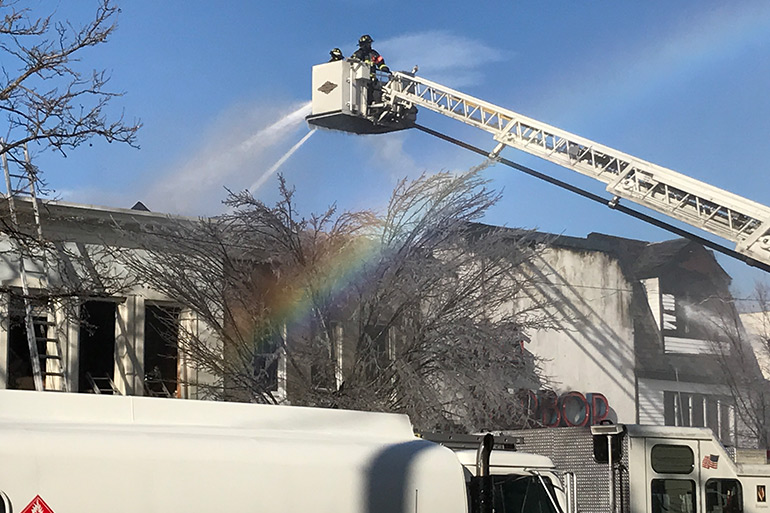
left=25, top=0, right=770, bottom=300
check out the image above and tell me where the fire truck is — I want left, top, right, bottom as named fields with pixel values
left=306, top=59, right=770, bottom=513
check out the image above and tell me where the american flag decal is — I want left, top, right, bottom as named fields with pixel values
left=702, top=454, right=719, bottom=469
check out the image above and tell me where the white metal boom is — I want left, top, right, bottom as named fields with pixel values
left=382, top=72, right=770, bottom=268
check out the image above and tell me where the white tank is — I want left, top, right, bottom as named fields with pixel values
left=0, top=390, right=467, bottom=513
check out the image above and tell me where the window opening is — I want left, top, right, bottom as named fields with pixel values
left=252, top=329, right=281, bottom=392
left=706, top=479, right=742, bottom=513
left=651, top=445, right=694, bottom=474
left=78, top=301, right=116, bottom=393
left=664, top=392, right=733, bottom=445
left=651, top=479, right=696, bottom=513
left=7, top=297, right=46, bottom=390
left=483, top=474, right=562, bottom=513
left=143, top=305, right=180, bottom=397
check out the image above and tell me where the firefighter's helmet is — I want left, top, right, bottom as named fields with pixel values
left=330, top=47, right=343, bottom=59
left=358, top=34, right=373, bottom=46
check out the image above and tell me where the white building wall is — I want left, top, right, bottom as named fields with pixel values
left=524, top=246, right=636, bottom=423
left=741, top=311, right=770, bottom=379
left=637, top=378, right=664, bottom=424
left=0, top=213, right=221, bottom=398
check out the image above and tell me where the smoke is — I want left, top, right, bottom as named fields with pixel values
left=143, top=101, right=312, bottom=215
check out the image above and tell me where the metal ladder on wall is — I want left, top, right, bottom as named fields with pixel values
left=1, top=140, right=67, bottom=392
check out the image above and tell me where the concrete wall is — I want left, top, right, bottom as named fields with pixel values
left=522, top=246, right=636, bottom=423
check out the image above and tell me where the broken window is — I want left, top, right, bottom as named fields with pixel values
left=6, top=296, right=47, bottom=390
left=252, top=331, right=280, bottom=392
left=78, top=300, right=116, bottom=393
left=143, top=304, right=180, bottom=397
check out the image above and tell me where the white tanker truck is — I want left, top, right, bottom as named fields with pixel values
left=0, top=390, right=568, bottom=513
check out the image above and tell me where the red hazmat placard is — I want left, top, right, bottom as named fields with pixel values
left=20, top=495, right=55, bottom=513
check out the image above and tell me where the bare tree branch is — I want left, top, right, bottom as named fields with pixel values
left=120, top=170, right=557, bottom=431
left=0, top=0, right=140, bottom=166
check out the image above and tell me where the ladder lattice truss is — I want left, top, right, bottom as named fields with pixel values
left=384, top=72, right=770, bottom=267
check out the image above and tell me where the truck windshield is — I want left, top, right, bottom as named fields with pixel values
left=490, top=474, right=562, bottom=513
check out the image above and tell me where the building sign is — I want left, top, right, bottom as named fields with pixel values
left=21, top=495, right=55, bottom=513
left=521, top=390, right=610, bottom=427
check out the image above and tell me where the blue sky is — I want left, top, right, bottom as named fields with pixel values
left=25, top=0, right=770, bottom=299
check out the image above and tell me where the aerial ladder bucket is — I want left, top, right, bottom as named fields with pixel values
left=306, top=59, right=416, bottom=134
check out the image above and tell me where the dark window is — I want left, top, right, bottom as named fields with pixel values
left=664, top=392, right=732, bottom=446
left=706, top=399, right=719, bottom=432
left=677, top=394, right=691, bottom=427
left=651, top=445, right=694, bottom=474
left=720, top=406, right=733, bottom=445
left=692, top=396, right=705, bottom=427
left=78, top=301, right=116, bottom=392
left=706, top=479, right=742, bottom=513
left=144, top=305, right=180, bottom=397
left=7, top=297, right=47, bottom=390
left=652, top=479, right=696, bottom=513
left=665, top=392, right=676, bottom=425
left=488, top=475, right=561, bottom=513
left=253, top=332, right=280, bottom=392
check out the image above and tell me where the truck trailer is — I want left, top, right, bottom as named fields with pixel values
left=0, top=390, right=567, bottom=513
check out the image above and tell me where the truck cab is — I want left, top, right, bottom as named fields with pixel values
left=419, top=432, right=571, bottom=513
left=455, top=449, right=568, bottom=513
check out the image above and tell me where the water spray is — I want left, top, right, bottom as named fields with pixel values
left=248, top=129, right=316, bottom=194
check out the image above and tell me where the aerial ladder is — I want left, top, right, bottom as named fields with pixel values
left=307, top=60, right=770, bottom=271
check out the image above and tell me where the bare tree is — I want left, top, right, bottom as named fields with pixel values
left=695, top=284, right=770, bottom=448
left=0, top=0, right=141, bottom=315
left=121, top=170, right=555, bottom=431
left=1, top=0, right=140, bottom=165
left=726, top=283, right=770, bottom=448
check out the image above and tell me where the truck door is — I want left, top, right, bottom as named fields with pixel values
left=645, top=438, right=700, bottom=513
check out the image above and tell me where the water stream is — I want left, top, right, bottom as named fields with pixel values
left=248, top=129, right=315, bottom=194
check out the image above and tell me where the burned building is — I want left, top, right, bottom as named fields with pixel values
left=0, top=198, right=217, bottom=398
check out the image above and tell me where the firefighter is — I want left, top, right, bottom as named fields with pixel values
left=329, top=47, right=344, bottom=62
left=351, top=34, right=390, bottom=77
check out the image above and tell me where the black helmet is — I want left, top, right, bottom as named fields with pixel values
left=358, top=34, right=373, bottom=46
left=330, top=47, right=342, bottom=56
